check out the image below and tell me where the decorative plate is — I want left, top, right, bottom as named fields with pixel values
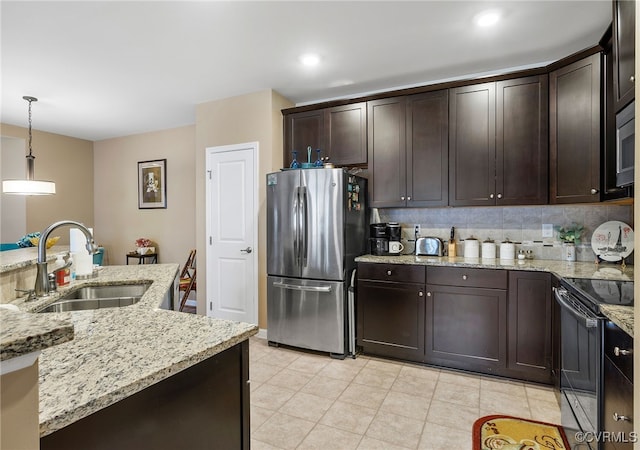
left=591, top=221, right=634, bottom=262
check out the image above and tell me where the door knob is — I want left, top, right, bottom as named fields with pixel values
left=631, top=75, right=635, bottom=83
left=613, top=412, right=631, bottom=422
left=240, top=247, right=253, bottom=254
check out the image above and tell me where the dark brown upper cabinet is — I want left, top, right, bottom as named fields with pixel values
left=613, top=0, right=635, bottom=111
left=549, top=53, right=601, bottom=204
left=496, top=76, right=549, bottom=205
left=449, top=82, right=496, bottom=206
left=367, top=97, right=406, bottom=207
left=284, top=109, right=324, bottom=168
left=449, top=75, right=548, bottom=206
left=283, top=103, right=367, bottom=168
left=325, top=103, right=367, bottom=166
left=368, top=91, right=448, bottom=208
left=406, top=91, right=449, bottom=207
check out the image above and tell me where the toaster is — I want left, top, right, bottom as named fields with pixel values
left=416, top=237, right=444, bottom=256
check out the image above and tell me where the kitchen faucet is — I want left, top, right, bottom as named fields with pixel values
left=34, top=220, right=98, bottom=297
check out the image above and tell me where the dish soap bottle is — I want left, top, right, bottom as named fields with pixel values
left=448, top=227, right=457, bottom=257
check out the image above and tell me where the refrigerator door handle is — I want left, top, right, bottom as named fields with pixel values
left=293, top=188, right=300, bottom=265
left=300, top=186, right=308, bottom=267
left=273, top=281, right=332, bottom=293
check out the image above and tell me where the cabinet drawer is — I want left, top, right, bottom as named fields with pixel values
left=427, top=267, right=507, bottom=289
left=358, top=263, right=425, bottom=284
left=605, top=321, right=633, bottom=381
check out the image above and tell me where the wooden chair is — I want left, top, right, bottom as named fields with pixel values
left=179, top=249, right=196, bottom=312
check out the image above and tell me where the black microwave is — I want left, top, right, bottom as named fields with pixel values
left=616, top=100, right=634, bottom=187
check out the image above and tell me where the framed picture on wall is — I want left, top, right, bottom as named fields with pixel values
left=138, top=159, right=167, bottom=209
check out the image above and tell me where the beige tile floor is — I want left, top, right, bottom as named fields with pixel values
left=249, top=337, right=561, bottom=450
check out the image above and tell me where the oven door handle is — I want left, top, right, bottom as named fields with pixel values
left=553, top=287, right=600, bottom=328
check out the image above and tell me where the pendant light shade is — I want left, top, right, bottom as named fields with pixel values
left=2, top=96, right=56, bottom=195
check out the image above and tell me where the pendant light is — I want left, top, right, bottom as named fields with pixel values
left=2, top=96, right=56, bottom=195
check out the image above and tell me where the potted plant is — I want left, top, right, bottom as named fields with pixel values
left=555, top=224, right=583, bottom=261
left=135, top=237, right=155, bottom=255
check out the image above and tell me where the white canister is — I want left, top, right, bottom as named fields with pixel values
left=481, top=239, right=496, bottom=259
left=464, top=238, right=480, bottom=258
left=500, top=240, right=515, bottom=260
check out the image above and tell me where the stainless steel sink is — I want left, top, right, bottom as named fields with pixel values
left=36, top=283, right=151, bottom=313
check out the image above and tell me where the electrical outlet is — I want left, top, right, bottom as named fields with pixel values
left=414, top=224, right=421, bottom=236
left=542, top=223, right=554, bottom=238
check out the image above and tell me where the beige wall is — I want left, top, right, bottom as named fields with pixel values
left=0, top=124, right=94, bottom=243
left=196, top=89, right=292, bottom=328
left=93, top=126, right=195, bottom=267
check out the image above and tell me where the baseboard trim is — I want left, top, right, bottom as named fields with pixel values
left=255, top=329, right=267, bottom=340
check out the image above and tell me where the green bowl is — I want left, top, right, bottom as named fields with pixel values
left=301, top=162, right=314, bottom=169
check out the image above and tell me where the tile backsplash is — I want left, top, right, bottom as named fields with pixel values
left=377, top=204, right=634, bottom=263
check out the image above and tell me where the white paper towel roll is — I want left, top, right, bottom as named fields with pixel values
left=70, top=227, right=93, bottom=253
left=74, top=251, right=93, bottom=276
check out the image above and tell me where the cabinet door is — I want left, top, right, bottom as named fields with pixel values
left=449, top=82, right=496, bottom=206
left=368, top=97, right=407, bottom=207
left=613, top=0, right=635, bottom=111
left=326, top=103, right=367, bottom=166
left=357, top=280, right=425, bottom=362
left=549, top=54, right=601, bottom=203
left=406, top=90, right=449, bottom=207
left=507, top=271, right=553, bottom=384
left=425, top=284, right=507, bottom=373
left=284, top=110, right=325, bottom=168
left=496, top=76, right=549, bottom=205
left=603, top=357, right=634, bottom=450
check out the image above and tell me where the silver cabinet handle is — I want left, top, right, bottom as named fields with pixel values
left=418, top=291, right=423, bottom=297
left=386, top=270, right=392, bottom=276
left=613, top=412, right=631, bottom=422
left=401, top=196, right=405, bottom=201
left=240, top=247, right=253, bottom=254
left=497, top=193, right=502, bottom=199
left=489, top=193, right=494, bottom=199
left=462, top=275, right=468, bottom=280
left=631, top=75, right=635, bottom=83
left=614, top=346, right=633, bottom=356
left=590, top=188, right=599, bottom=195
left=407, top=196, right=411, bottom=201
left=427, top=292, right=432, bottom=297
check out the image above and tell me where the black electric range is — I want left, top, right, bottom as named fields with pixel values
left=560, top=277, right=634, bottom=316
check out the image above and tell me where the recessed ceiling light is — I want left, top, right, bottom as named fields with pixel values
left=300, top=53, right=320, bottom=67
left=474, top=10, right=501, bottom=27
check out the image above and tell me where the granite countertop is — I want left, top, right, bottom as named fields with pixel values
left=0, top=308, right=74, bottom=361
left=5, top=263, right=258, bottom=437
left=356, top=254, right=634, bottom=337
left=0, top=245, right=68, bottom=272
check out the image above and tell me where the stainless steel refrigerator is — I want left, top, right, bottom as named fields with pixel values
left=266, top=168, right=367, bottom=358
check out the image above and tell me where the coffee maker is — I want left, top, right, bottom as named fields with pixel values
left=369, top=223, right=388, bottom=255
left=386, top=222, right=404, bottom=254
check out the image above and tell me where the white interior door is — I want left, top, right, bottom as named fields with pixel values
left=206, top=142, right=258, bottom=324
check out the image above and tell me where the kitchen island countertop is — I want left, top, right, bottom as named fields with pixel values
left=5, top=263, right=258, bottom=437
left=356, top=254, right=634, bottom=337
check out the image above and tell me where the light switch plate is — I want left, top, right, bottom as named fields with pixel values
left=542, top=223, right=554, bottom=238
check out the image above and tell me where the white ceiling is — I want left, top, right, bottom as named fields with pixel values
left=1, top=1, right=611, bottom=141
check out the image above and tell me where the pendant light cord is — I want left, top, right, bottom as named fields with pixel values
left=23, top=95, right=36, bottom=159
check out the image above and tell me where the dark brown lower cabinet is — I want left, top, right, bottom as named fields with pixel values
left=357, top=263, right=425, bottom=362
left=506, top=271, right=553, bottom=384
left=357, top=264, right=556, bottom=385
left=425, top=284, right=507, bottom=374
left=603, top=320, right=634, bottom=449
left=357, top=280, right=425, bottom=362
left=41, top=341, right=250, bottom=450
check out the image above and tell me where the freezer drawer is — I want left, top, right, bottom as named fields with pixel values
left=267, top=276, right=346, bottom=356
